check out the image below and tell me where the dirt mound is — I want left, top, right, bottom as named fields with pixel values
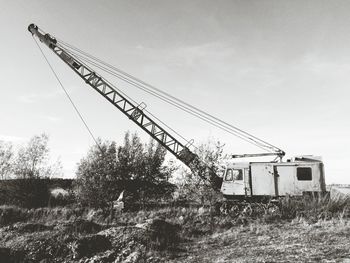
left=60, top=219, right=103, bottom=234
left=0, top=247, right=24, bottom=263
left=68, top=219, right=180, bottom=262
left=98, top=226, right=150, bottom=262
left=96, top=218, right=181, bottom=262
left=0, top=206, right=27, bottom=226
left=8, top=223, right=53, bottom=233
left=0, top=229, right=73, bottom=262
left=69, top=234, right=111, bottom=259
left=0, top=216, right=180, bottom=262
left=141, top=218, right=181, bottom=249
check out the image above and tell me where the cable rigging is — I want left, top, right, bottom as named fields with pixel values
left=32, top=36, right=103, bottom=153
left=56, top=39, right=283, bottom=154
left=31, top=25, right=284, bottom=157
left=60, top=47, right=269, bottom=151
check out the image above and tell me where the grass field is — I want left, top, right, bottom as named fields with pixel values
left=173, top=218, right=350, bottom=262
left=1, top=196, right=350, bottom=262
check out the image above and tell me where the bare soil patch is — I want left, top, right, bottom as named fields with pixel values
left=1, top=206, right=350, bottom=262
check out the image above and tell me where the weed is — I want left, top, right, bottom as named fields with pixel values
left=0, top=205, right=27, bottom=226
left=279, top=195, right=350, bottom=221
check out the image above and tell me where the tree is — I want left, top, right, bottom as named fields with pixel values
left=116, top=132, right=168, bottom=182
left=0, top=134, right=62, bottom=208
left=116, top=132, right=175, bottom=202
left=0, top=141, right=14, bottom=179
left=116, top=132, right=145, bottom=181
left=75, top=139, right=118, bottom=207
left=13, top=133, right=61, bottom=178
left=143, top=138, right=168, bottom=181
left=175, top=138, right=225, bottom=206
left=75, top=132, right=176, bottom=208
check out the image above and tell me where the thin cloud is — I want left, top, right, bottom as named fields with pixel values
left=17, top=89, right=62, bottom=103
left=17, top=85, right=79, bottom=103
left=39, top=115, right=61, bottom=123
left=0, top=134, right=25, bottom=142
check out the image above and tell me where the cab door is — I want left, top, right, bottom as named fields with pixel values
left=221, top=168, right=246, bottom=196
left=243, top=168, right=251, bottom=196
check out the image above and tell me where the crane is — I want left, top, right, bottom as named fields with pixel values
left=29, top=24, right=324, bottom=202
left=27, top=24, right=209, bottom=179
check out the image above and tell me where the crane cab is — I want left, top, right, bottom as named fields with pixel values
left=221, top=156, right=326, bottom=199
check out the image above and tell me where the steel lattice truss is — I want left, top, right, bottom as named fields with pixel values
left=28, top=24, right=197, bottom=166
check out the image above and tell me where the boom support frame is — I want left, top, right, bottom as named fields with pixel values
left=28, top=24, right=197, bottom=167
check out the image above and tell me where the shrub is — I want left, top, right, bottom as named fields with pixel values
left=0, top=205, right=27, bottom=226
left=0, top=178, right=74, bottom=208
left=69, top=235, right=112, bottom=259
left=280, top=194, right=350, bottom=220
left=75, top=133, right=176, bottom=208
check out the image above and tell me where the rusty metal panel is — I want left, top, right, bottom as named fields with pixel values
left=251, top=163, right=275, bottom=195
left=294, top=163, right=323, bottom=194
left=276, top=163, right=323, bottom=196
left=276, top=165, right=296, bottom=195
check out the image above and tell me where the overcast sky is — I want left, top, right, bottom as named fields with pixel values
left=0, top=0, right=349, bottom=183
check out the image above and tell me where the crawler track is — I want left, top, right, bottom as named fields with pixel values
left=218, top=199, right=281, bottom=218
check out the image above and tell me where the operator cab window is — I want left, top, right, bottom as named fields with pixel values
left=225, top=169, right=233, bottom=181
left=234, top=169, right=243, bottom=180
left=225, top=169, right=243, bottom=181
left=297, top=167, right=312, bottom=181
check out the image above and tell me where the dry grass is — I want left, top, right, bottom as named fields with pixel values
left=279, top=194, right=350, bottom=221
left=1, top=196, right=350, bottom=262
left=172, top=218, right=350, bottom=262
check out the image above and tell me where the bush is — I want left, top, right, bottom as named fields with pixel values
left=146, top=218, right=181, bottom=250
left=280, top=194, right=350, bottom=221
left=69, top=235, right=112, bottom=259
left=0, top=205, right=27, bottom=226
left=0, top=178, right=74, bottom=208
left=0, top=247, right=25, bottom=263
left=75, top=133, right=176, bottom=208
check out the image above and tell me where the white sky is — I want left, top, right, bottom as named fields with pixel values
left=0, top=0, right=349, bottom=183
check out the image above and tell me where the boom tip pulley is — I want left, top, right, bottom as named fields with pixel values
left=28, top=24, right=57, bottom=49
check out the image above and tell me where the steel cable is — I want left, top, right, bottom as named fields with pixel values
left=32, top=36, right=103, bottom=153
left=57, top=40, right=282, bottom=153
left=60, top=47, right=271, bottom=152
